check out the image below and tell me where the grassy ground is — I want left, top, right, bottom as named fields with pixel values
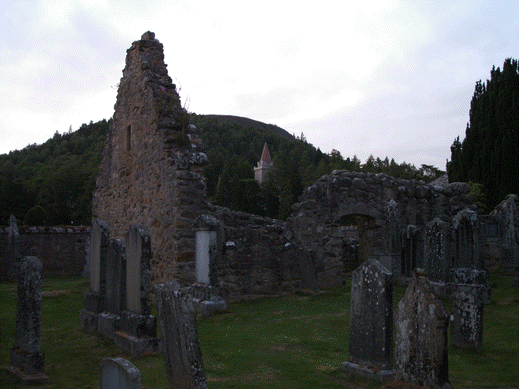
left=0, top=274, right=518, bottom=388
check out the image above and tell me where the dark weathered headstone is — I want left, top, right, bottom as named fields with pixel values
left=450, top=267, right=491, bottom=305
left=299, top=250, right=319, bottom=292
left=126, top=224, right=152, bottom=315
left=7, top=215, right=22, bottom=280
left=424, top=218, right=452, bottom=282
left=10, top=256, right=47, bottom=379
left=100, top=357, right=141, bottom=389
left=155, top=281, right=208, bottom=389
left=450, top=285, right=484, bottom=351
left=453, top=209, right=481, bottom=269
left=501, top=195, right=519, bottom=273
left=342, top=258, right=393, bottom=380
left=395, top=269, right=450, bottom=388
left=401, top=225, right=420, bottom=277
left=84, top=219, right=110, bottom=313
left=105, top=239, right=127, bottom=315
left=115, top=224, right=160, bottom=356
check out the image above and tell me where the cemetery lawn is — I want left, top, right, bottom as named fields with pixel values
left=0, top=274, right=517, bottom=389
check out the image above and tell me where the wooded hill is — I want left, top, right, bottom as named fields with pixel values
left=0, top=115, right=444, bottom=226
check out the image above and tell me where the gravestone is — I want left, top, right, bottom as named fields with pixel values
left=342, top=258, right=394, bottom=380
left=299, top=250, right=319, bottom=292
left=395, top=269, right=450, bottom=388
left=450, top=267, right=491, bottom=305
left=401, top=225, right=420, bottom=277
left=100, top=357, right=141, bottom=389
left=155, top=281, right=208, bottom=389
left=383, top=200, right=402, bottom=277
left=9, top=256, right=48, bottom=382
left=193, top=215, right=220, bottom=285
left=125, top=224, right=152, bottom=315
left=116, top=224, right=160, bottom=356
left=105, top=238, right=127, bottom=314
left=98, top=238, right=126, bottom=340
left=450, top=285, right=485, bottom=351
left=424, top=218, right=452, bottom=282
left=191, top=215, right=227, bottom=316
left=501, top=195, right=519, bottom=273
left=80, top=219, right=110, bottom=332
left=453, top=209, right=481, bottom=269
left=7, top=215, right=21, bottom=280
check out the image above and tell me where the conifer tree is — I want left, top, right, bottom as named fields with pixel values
left=448, top=58, right=519, bottom=211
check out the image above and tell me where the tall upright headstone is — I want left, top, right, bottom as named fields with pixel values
left=10, top=256, right=48, bottom=381
left=450, top=285, right=485, bottom=351
left=8, top=215, right=21, bottom=280
left=125, top=224, right=152, bottom=315
left=500, top=195, right=519, bottom=273
left=401, top=225, right=420, bottom=277
left=116, top=224, right=160, bottom=356
left=105, top=239, right=127, bottom=315
left=395, top=269, right=450, bottom=388
left=453, top=209, right=481, bottom=269
left=155, top=281, right=208, bottom=389
left=342, top=258, right=394, bottom=380
left=84, top=219, right=110, bottom=314
left=424, top=218, right=452, bottom=282
left=101, top=357, right=141, bottom=389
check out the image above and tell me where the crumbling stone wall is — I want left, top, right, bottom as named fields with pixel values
left=0, top=226, right=89, bottom=278
left=92, top=32, right=210, bottom=285
left=287, top=170, right=475, bottom=288
left=209, top=206, right=307, bottom=300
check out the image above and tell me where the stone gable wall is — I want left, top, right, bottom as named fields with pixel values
left=92, top=32, right=210, bottom=285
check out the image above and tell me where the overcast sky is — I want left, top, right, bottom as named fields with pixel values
left=1, top=0, right=517, bottom=169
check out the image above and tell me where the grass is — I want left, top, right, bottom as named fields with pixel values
left=0, top=274, right=518, bottom=388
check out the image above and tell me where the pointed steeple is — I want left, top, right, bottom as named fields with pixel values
left=254, top=143, right=273, bottom=184
left=259, top=143, right=272, bottom=164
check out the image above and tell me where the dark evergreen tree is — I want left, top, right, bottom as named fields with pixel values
left=448, top=58, right=519, bottom=211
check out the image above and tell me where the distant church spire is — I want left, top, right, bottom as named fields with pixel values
left=254, top=143, right=273, bottom=184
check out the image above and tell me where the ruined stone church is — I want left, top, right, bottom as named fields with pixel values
left=92, top=32, right=508, bottom=299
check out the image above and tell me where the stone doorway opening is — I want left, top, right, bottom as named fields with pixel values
left=337, top=214, right=379, bottom=273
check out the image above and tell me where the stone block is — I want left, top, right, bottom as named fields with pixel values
left=98, top=312, right=121, bottom=340
left=79, top=309, right=99, bottom=332
left=84, top=291, right=104, bottom=313
left=120, top=310, right=157, bottom=338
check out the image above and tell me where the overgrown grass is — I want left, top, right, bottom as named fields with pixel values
left=0, top=274, right=518, bottom=388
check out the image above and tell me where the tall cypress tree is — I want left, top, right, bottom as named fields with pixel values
left=448, top=58, right=519, bottom=212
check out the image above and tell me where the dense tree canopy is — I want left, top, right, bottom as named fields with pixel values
left=0, top=120, right=108, bottom=225
left=447, top=58, right=519, bottom=212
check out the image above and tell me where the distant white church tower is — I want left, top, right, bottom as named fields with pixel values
left=254, top=143, right=273, bottom=184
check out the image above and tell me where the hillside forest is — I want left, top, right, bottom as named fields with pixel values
left=0, top=114, right=444, bottom=226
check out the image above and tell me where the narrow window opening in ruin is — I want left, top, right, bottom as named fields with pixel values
left=126, top=125, right=131, bottom=151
